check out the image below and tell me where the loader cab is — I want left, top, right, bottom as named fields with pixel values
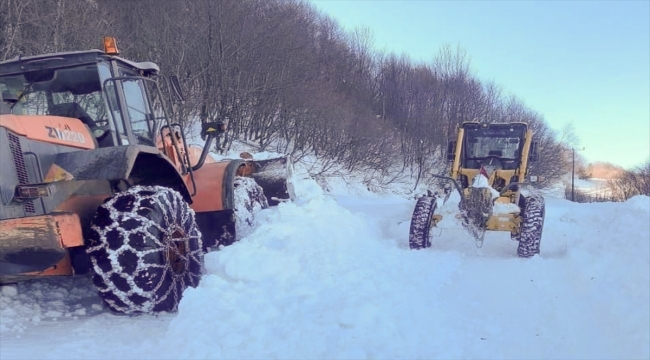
left=0, top=48, right=170, bottom=149
left=460, top=122, right=528, bottom=171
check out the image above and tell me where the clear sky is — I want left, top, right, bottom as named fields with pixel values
left=308, top=0, right=650, bottom=169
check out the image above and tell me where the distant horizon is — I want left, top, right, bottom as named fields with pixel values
left=309, top=0, right=650, bottom=169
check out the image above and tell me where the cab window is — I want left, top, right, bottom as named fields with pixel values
left=122, top=79, right=154, bottom=145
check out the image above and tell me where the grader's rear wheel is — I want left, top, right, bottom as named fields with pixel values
left=86, top=185, right=203, bottom=314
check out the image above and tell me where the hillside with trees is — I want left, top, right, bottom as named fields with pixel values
left=2, top=0, right=645, bottom=198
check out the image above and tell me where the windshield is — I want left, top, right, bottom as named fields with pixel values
left=464, top=125, right=525, bottom=160
left=1, top=62, right=164, bottom=147
left=0, top=65, right=108, bottom=128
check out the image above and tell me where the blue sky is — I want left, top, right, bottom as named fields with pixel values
left=308, top=0, right=650, bottom=169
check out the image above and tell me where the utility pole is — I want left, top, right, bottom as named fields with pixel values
left=571, top=147, right=585, bottom=202
left=572, top=148, right=575, bottom=201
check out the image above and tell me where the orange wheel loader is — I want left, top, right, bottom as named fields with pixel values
left=0, top=38, right=292, bottom=314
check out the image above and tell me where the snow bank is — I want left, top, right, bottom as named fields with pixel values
left=156, top=186, right=649, bottom=360
left=0, top=178, right=648, bottom=360
left=159, top=176, right=464, bottom=359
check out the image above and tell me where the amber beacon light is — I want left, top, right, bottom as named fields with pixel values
left=103, top=37, right=119, bottom=55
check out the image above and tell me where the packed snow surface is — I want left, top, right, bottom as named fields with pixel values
left=1, top=167, right=649, bottom=359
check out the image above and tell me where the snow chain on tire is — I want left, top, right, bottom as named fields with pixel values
left=86, top=185, right=204, bottom=314
left=516, top=194, right=545, bottom=258
left=409, top=196, right=437, bottom=249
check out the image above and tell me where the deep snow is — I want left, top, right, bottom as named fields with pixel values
left=1, top=163, right=649, bottom=359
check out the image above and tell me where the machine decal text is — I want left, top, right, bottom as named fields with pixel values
left=46, top=126, right=86, bottom=144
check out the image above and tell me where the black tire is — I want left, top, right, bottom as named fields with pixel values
left=233, top=176, right=269, bottom=241
left=86, top=185, right=203, bottom=314
left=516, top=194, right=545, bottom=258
left=409, top=196, right=437, bottom=249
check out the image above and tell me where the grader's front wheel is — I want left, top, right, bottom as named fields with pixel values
left=516, top=194, right=545, bottom=258
left=409, top=196, right=437, bottom=249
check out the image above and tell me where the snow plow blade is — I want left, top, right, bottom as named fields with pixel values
left=246, top=155, right=294, bottom=206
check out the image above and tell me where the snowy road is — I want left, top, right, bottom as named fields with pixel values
left=1, top=176, right=648, bottom=359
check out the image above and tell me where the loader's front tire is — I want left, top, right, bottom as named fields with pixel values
left=232, top=176, right=269, bottom=241
left=409, top=196, right=437, bottom=249
left=516, top=194, right=545, bottom=258
left=86, top=185, right=204, bottom=314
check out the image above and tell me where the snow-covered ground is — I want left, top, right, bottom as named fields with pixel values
left=1, top=162, right=649, bottom=359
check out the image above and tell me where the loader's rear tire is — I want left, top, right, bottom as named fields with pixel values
left=409, top=196, right=437, bottom=250
left=516, top=194, right=545, bottom=258
left=86, top=185, right=204, bottom=314
left=233, top=176, right=269, bottom=241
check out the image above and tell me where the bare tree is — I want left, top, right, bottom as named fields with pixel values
left=1, top=0, right=567, bottom=191
left=607, top=158, right=650, bottom=201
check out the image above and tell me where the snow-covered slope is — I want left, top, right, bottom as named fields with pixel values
left=1, top=167, right=649, bottom=359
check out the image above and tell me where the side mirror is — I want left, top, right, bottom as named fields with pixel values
left=0, top=91, right=17, bottom=115
left=1, top=90, right=18, bottom=103
left=201, top=121, right=226, bottom=140
left=529, top=141, right=539, bottom=162
left=447, top=141, right=456, bottom=161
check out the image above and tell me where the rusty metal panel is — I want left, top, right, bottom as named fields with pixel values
left=0, top=212, right=83, bottom=277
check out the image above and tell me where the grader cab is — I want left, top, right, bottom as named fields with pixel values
left=409, top=121, right=545, bottom=258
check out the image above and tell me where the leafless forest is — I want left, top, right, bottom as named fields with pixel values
left=1, top=0, right=647, bottom=199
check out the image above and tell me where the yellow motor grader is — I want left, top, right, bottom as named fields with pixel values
left=409, top=121, right=545, bottom=257
left=0, top=38, right=292, bottom=313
